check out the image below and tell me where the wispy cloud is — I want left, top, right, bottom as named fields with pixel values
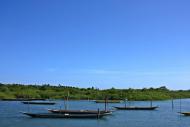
left=81, top=69, right=190, bottom=76
left=46, top=68, right=57, bottom=72
left=85, top=69, right=124, bottom=74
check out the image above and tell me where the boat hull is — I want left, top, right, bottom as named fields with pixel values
left=179, top=112, right=190, bottom=116
left=48, top=109, right=112, bottom=115
left=95, top=100, right=122, bottom=103
left=114, top=106, right=158, bottom=110
left=22, top=112, right=105, bottom=119
left=22, top=101, right=56, bottom=105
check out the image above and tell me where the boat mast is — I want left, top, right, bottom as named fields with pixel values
left=67, top=91, right=69, bottom=110
left=124, top=99, right=127, bottom=108
left=27, top=94, right=30, bottom=112
left=105, top=96, right=108, bottom=111
left=64, top=96, right=67, bottom=110
left=171, top=98, right=174, bottom=109
left=179, top=97, right=182, bottom=113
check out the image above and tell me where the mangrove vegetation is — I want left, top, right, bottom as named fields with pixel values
left=0, top=83, right=190, bottom=101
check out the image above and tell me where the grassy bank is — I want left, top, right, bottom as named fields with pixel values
left=0, top=83, right=190, bottom=101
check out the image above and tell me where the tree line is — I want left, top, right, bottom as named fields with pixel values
left=0, top=83, right=190, bottom=100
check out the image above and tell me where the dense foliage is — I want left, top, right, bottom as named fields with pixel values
left=0, top=83, right=190, bottom=100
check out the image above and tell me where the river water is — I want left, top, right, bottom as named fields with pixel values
left=0, top=99, right=190, bottom=127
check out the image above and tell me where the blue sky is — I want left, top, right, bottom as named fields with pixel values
left=0, top=0, right=190, bottom=89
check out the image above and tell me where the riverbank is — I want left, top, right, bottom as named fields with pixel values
left=0, top=83, right=190, bottom=101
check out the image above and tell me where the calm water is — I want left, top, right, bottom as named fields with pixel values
left=0, top=99, right=190, bottom=127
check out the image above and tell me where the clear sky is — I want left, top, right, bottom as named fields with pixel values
left=0, top=0, right=190, bottom=89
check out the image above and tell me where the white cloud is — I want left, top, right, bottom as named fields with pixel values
left=46, top=68, right=56, bottom=72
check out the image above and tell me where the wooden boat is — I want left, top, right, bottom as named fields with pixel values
left=22, top=101, right=56, bottom=105
left=114, top=98, right=158, bottom=110
left=95, top=100, right=122, bottom=103
left=47, top=95, right=111, bottom=116
left=48, top=109, right=112, bottom=115
left=114, top=106, right=159, bottom=110
left=179, top=112, right=190, bottom=116
left=21, top=112, right=105, bottom=119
